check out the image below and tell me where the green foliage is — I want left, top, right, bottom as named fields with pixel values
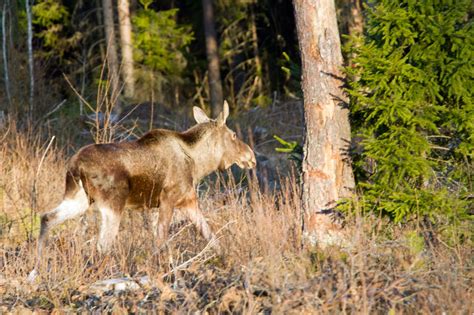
left=33, top=0, right=68, bottom=27
left=280, top=51, right=301, bottom=96
left=402, top=230, right=427, bottom=270
left=345, top=0, right=473, bottom=222
left=133, top=7, right=193, bottom=74
left=32, top=0, right=80, bottom=58
left=133, top=3, right=193, bottom=101
left=403, top=231, right=425, bottom=255
left=274, top=135, right=303, bottom=172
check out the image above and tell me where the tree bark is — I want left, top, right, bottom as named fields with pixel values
left=25, top=0, right=34, bottom=118
left=117, top=0, right=134, bottom=99
left=102, top=0, right=120, bottom=109
left=202, top=0, right=223, bottom=117
left=250, top=5, right=262, bottom=97
left=293, top=0, right=355, bottom=247
left=2, top=1, right=11, bottom=107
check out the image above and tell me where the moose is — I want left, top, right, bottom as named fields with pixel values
left=28, top=101, right=256, bottom=281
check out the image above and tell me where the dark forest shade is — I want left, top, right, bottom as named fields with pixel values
left=202, top=0, right=223, bottom=117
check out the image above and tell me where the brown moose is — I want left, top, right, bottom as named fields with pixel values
left=28, top=101, right=256, bottom=281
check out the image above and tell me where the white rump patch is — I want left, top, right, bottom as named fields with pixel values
left=52, top=183, right=89, bottom=224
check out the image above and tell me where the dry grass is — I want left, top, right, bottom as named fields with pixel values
left=0, top=119, right=472, bottom=313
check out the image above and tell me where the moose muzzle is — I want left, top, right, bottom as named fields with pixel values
left=236, top=145, right=257, bottom=169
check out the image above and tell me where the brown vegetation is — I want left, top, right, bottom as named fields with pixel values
left=0, top=116, right=472, bottom=313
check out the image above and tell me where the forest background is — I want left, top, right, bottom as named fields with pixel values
left=0, top=0, right=472, bottom=312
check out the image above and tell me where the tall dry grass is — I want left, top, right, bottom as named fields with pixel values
left=0, top=119, right=472, bottom=313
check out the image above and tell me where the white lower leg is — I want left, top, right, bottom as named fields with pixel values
left=97, top=207, right=121, bottom=253
left=47, top=186, right=89, bottom=226
left=151, top=211, right=159, bottom=239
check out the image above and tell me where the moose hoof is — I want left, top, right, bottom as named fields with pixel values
left=27, top=269, right=39, bottom=283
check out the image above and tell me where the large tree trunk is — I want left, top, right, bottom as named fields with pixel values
left=202, top=0, right=223, bottom=117
left=102, top=0, right=121, bottom=109
left=293, top=0, right=355, bottom=247
left=117, top=0, right=134, bottom=99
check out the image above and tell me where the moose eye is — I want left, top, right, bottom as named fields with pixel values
left=232, top=132, right=237, bottom=140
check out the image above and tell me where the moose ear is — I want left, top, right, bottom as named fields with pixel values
left=193, top=107, right=211, bottom=124
left=217, top=100, right=230, bottom=126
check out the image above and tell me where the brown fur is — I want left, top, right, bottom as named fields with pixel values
left=28, top=102, right=256, bottom=282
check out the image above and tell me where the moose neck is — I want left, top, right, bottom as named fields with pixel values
left=181, top=124, right=223, bottom=182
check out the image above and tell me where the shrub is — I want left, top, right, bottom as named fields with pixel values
left=344, top=0, right=473, bottom=222
left=132, top=0, right=193, bottom=102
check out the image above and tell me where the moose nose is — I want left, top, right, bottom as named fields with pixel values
left=246, top=149, right=257, bottom=169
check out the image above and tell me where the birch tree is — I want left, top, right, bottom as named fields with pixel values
left=26, top=0, right=34, bottom=117
left=293, top=0, right=355, bottom=246
left=117, top=0, right=134, bottom=98
left=102, top=0, right=120, bottom=107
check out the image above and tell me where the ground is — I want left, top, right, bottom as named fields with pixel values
left=0, top=102, right=472, bottom=313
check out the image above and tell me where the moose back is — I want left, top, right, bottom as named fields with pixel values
left=28, top=101, right=256, bottom=282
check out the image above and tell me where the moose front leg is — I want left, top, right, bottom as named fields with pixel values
left=178, top=194, right=221, bottom=252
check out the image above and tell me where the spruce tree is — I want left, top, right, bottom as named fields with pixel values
left=345, top=0, right=473, bottom=222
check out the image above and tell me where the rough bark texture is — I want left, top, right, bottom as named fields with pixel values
left=202, top=0, right=223, bottom=117
left=25, top=0, right=34, bottom=117
left=102, top=0, right=120, bottom=108
left=293, top=0, right=355, bottom=247
left=250, top=5, right=262, bottom=98
left=2, top=2, right=11, bottom=107
left=117, top=0, right=135, bottom=98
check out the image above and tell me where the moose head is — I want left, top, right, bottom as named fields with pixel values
left=192, top=100, right=256, bottom=173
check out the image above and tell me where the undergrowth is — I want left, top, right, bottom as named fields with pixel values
left=0, top=119, right=472, bottom=313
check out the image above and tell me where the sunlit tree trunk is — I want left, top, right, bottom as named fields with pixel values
left=102, top=0, right=120, bottom=109
left=25, top=0, right=34, bottom=118
left=202, top=0, right=223, bottom=117
left=293, top=0, right=355, bottom=247
left=117, top=0, right=134, bottom=99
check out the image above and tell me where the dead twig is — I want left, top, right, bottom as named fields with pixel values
left=30, top=136, right=55, bottom=240
left=162, top=220, right=236, bottom=278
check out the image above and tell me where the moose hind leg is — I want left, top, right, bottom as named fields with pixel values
left=155, top=202, right=173, bottom=249
left=97, top=206, right=122, bottom=253
left=150, top=210, right=160, bottom=239
left=28, top=184, right=89, bottom=282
